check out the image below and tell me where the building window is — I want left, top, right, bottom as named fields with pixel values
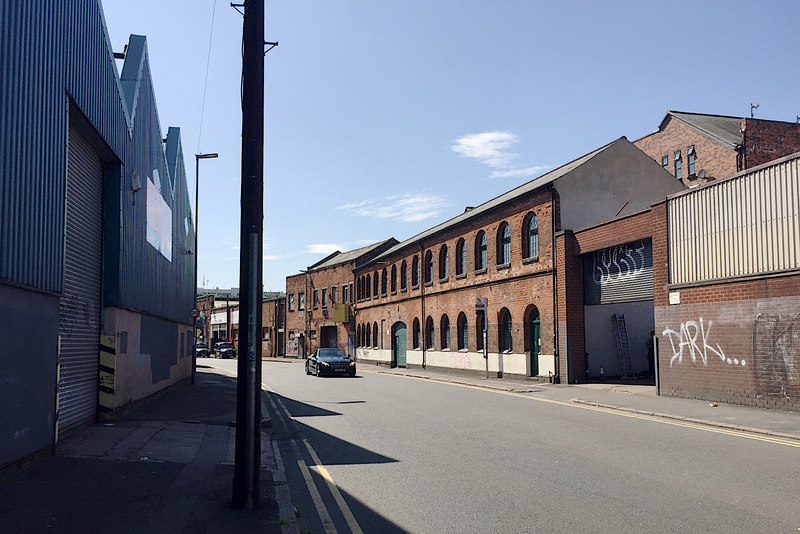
left=400, top=260, right=407, bottom=290
left=476, top=313, right=485, bottom=351
left=425, top=316, right=435, bottom=350
left=497, top=222, right=510, bottom=265
left=674, top=150, right=682, bottom=180
left=455, top=238, right=466, bottom=276
left=661, top=155, right=669, bottom=171
left=524, top=212, right=539, bottom=259
left=365, top=274, right=371, bottom=298
left=439, top=245, right=449, bottom=280
left=391, top=265, right=397, bottom=293
left=499, top=308, right=513, bottom=352
left=299, top=292, right=305, bottom=310
left=288, top=294, right=295, bottom=312
left=381, top=268, right=388, bottom=295
left=321, top=288, right=327, bottom=308
left=373, top=322, right=378, bottom=348
left=687, top=145, right=696, bottom=176
left=373, top=271, right=379, bottom=297
left=457, top=313, right=468, bottom=350
left=412, top=255, right=419, bottom=287
left=412, top=318, right=421, bottom=349
left=313, top=289, right=318, bottom=308
left=356, top=324, right=361, bottom=347
left=424, top=251, right=433, bottom=284
left=441, top=315, right=450, bottom=349
left=330, top=286, right=337, bottom=304
left=349, top=283, right=353, bottom=303
left=342, top=285, right=348, bottom=305
left=475, top=231, right=487, bottom=271
left=366, top=323, right=371, bottom=346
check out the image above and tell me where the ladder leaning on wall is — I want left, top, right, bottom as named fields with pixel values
left=612, top=314, right=635, bottom=380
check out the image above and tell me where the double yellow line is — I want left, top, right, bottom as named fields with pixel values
left=264, top=384, right=363, bottom=534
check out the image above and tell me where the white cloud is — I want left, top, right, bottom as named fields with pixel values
left=339, top=192, right=448, bottom=223
left=305, top=243, right=341, bottom=255
left=263, top=255, right=281, bottom=261
left=451, top=131, right=519, bottom=169
left=452, top=131, right=549, bottom=180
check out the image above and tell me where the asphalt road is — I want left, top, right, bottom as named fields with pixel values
left=210, top=358, right=800, bottom=533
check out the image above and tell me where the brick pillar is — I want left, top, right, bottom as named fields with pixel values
left=556, top=230, right=585, bottom=383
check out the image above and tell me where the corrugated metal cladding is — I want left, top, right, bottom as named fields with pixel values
left=0, top=2, right=66, bottom=292
left=583, top=239, right=654, bottom=305
left=58, top=127, right=103, bottom=435
left=0, top=0, right=128, bottom=292
left=668, top=155, right=800, bottom=284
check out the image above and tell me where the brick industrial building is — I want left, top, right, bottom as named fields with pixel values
left=634, top=110, right=800, bottom=187
left=284, top=240, right=396, bottom=358
left=288, top=111, right=800, bottom=412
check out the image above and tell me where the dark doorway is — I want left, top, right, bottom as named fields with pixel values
left=392, top=322, right=407, bottom=368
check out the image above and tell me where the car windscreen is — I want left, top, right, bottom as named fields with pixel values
left=317, top=349, right=347, bottom=361
left=216, top=343, right=232, bottom=349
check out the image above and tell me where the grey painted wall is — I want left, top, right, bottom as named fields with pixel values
left=555, top=140, right=685, bottom=231
left=584, top=300, right=654, bottom=378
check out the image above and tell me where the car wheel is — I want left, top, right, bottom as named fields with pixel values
left=316, top=366, right=321, bottom=377
left=349, top=367, right=356, bottom=377
left=305, top=362, right=311, bottom=375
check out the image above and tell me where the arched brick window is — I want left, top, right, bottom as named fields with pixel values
left=381, top=268, right=388, bottom=295
left=440, top=315, right=450, bottom=349
left=390, top=265, right=397, bottom=293
left=424, top=251, right=433, bottom=284
left=425, top=316, right=434, bottom=349
left=475, top=231, right=487, bottom=271
left=373, top=322, right=379, bottom=348
left=412, top=317, right=420, bottom=349
left=457, top=312, right=468, bottom=350
left=523, top=212, right=539, bottom=259
left=400, top=261, right=407, bottom=290
left=499, top=308, right=513, bottom=352
left=497, top=222, right=510, bottom=265
left=412, top=255, right=419, bottom=287
left=455, top=238, right=466, bottom=276
left=439, top=245, right=449, bottom=280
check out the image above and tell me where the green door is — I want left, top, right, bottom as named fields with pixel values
left=393, top=322, right=407, bottom=367
left=529, top=317, right=541, bottom=376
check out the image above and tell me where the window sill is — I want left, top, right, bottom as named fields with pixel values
left=459, top=348, right=468, bottom=353
left=438, top=277, right=448, bottom=283
left=424, top=281, right=433, bottom=288
left=411, top=284, right=419, bottom=290
left=522, top=256, right=539, bottom=265
left=496, top=263, right=510, bottom=271
left=455, top=273, right=466, bottom=280
left=441, top=347, right=450, bottom=352
left=474, top=268, right=487, bottom=276
left=390, top=290, right=397, bottom=296
left=400, top=287, right=407, bottom=294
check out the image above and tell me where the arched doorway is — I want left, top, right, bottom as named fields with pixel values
left=525, top=306, right=541, bottom=376
left=392, top=322, right=407, bottom=368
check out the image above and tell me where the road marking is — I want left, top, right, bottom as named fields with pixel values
left=297, top=458, right=338, bottom=534
left=266, top=385, right=364, bottom=533
left=371, top=372, right=800, bottom=449
left=303, top=439, right=364, bottom=534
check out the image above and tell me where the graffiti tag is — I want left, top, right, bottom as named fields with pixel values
left=592, top=243, right=646, bottom=285
left=663, top=318, right=744, bottom=368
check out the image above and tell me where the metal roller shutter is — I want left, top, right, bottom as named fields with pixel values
left=58, top=127, right=103, bottom=436
left=583, top=239, right=653, bottom=305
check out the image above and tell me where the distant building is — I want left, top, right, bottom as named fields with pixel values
left=285, top=240, right=397, bottom=358
left=634, top=110, right=800, bottom=187
left=198, top=292, right=286, bottom=358
left=1, top=3, right=194, bottom=465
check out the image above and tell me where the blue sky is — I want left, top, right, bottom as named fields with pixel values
left=102, top=0, right=800, bottom=292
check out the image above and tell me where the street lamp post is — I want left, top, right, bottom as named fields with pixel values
left=193, top=152, right=218, bottom=385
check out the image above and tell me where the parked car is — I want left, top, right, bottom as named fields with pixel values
left=305, top=348, right=356, bottom=377
left=195, top=342, right=210, bottom=358
left=213, top=342, right=236, bottom=359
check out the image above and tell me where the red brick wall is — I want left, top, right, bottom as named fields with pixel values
left=556, top=230, right=585, bottom=383
left=355, top=189, right=556, bottom=373
left=742, top=118, right=800, bottom=169
left=655, top=279, right=800, bottom=411
left=634, top=118, right=738, bottom=186
left=285, top=265, right=355, bottom=357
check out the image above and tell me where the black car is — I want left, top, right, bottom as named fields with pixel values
left=195, top=342, right=210, bottom=358
left=306, top=348, right=356, bottom=377
left=212, top=342, right=236, bottom=359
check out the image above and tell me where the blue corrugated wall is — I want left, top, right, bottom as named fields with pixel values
left=0, top=1, right=194, bottom=324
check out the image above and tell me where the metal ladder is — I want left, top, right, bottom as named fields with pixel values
left=612, top=314, right=635, bottom=379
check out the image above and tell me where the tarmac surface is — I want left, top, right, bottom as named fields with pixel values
left=2, top=359, right=798, bottom=534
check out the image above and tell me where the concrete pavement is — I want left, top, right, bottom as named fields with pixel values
left=0, top=366, right=298, bottom=534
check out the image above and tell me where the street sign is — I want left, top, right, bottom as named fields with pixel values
left=475, top=297, right=487, bottom=313
left=191, top=308, right=200, bottom=318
